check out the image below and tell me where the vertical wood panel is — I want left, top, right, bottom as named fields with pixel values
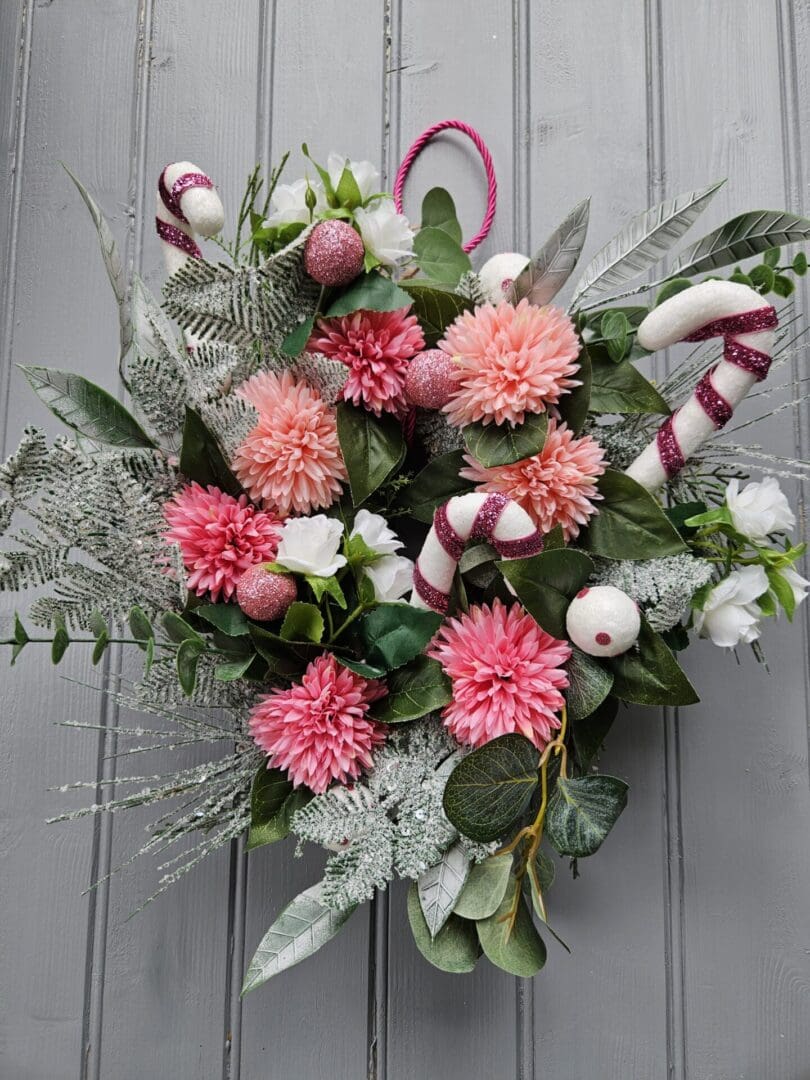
left=236, top=4, right=385, bottom=1078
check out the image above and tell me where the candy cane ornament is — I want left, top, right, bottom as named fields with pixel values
left=410, top=492, right=543, bottom=613
left=156, top=161, right=225, bottom=278
left=625, top=280, right=777, bottom=492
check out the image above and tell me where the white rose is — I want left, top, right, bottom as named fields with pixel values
left=477, top=252, right=530, bottom=304
left=693, top=565, right=768, bottom=648
left=327, top=153, right=380, bottom=202
left=779, top=566, right=810, bottom=609
left=350, top=508, right=403, bottom=556
left=363, top=555, right=414, bottom=602
left=355, top=198, right=414, bottom=267
left=275, top=515, right=347, bottom=577
left=725, top=476, right=796, bottom=541
left=264, top=178, right=325, bottom=228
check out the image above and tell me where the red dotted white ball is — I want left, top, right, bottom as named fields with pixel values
left=565, top=584, right=640, bottom=658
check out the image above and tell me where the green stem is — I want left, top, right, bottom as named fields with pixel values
left=328, top=602, right=369, bottom=644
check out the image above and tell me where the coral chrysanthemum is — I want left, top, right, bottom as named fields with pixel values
left=439, top=298, right=580, bottom=428
left=233, top=370, right=347, bottom=515
left=428, top=599, right=571, bottom=750
left=461, top=419, right=606, bottom=540
left=309, top=307, right=425, bottom=416
left=249, top=653, right=387, bottom=793
left=163, top=482, right=282, bottom=602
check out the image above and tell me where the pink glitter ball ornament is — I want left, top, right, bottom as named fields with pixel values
left=403, top=349, right=458, bottom=409
left=304, top=220, right=365, bottom=287
left=236, top=564, right=297, bottom=622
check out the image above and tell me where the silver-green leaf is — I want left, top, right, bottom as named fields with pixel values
left=241, top=883, right=356, bottom=994
left=669, top=209, right=810, bottom=278
left=418, top=842, right=471, bottom=939
left=545, top=775, right=628, bottom=858
left=570, top=180, right=724, bottom=309
left=509, top=198, right=590, bottom=306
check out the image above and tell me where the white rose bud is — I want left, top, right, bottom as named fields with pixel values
left=355, top=198, right=415, bottom=267
left=725, top=476, right=796, bottom=541
left=693, top=566, right=768, bottom=648
left=350, top=508, right=403, bottom=556
left=275, top=515, right=347, bottom=577
left=363, top=555, right=415, bottom=602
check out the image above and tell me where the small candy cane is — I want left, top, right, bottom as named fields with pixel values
left=410, top=492, right=543, bottom=613
left=156, top=161, right=225, bottom=277
left=625, top=280, right=777, bottom=492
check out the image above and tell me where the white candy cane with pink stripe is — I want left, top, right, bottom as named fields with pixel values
left=625, top=280, right=777, bottom=492
left=156, top=161, right=225, bottom=277
left=410, top=492, right=543, bottom=613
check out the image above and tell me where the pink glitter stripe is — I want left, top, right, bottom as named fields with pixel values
left=413, top=562, right=449, bottom=613
left=156, top=218, right=202, bottom=259
left=683, top=306, right=777, bottom=342
left=656, top=415, right=685, bottom=478
left=470, top=493, right=508, bottom=542
left=492, top=530, right=544, bottom=559
left=694, top=368, right=733, bottom=428
left=158, top=167, right=213, bottom=223
left=433, top=504, right=465, bottom=561
left=723, top=338, right=771, bottom=381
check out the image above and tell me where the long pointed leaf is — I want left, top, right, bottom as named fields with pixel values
left=669, top=209, right=810, bottom=277
left=570, top=180, right=725, bottom=308
left=417, top=842, right=471, bottom=939
left=509, top=198, right=590, bottom=306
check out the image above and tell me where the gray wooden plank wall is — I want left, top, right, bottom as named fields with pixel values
left=1, top=2, right=809, bottom=1078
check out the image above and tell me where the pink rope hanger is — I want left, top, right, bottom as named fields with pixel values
left=393, top=119, right=497, bottom=253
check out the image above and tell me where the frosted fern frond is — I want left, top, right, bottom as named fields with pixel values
left=589, top=553, right=714, bottom=631
left=292, top=720, right=489, bottom=912
left=456, top=270, right=486, bottom=304
left=268, top=350, right=348, bottom=407
left=198, top=395, right=256, bottom=459
left=415, top=409, right=465, bottom=457
left=162, top=233, right=319, bottom=347
left=0, top=427, right=53, bottom=500
left=127, top=351, right=189, bottom=436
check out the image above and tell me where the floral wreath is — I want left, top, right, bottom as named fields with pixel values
left=2, top=120, right=809, bottom=989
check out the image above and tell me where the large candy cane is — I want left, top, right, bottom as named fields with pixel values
left=625, top=280, right=777, bottom=491
left=410, top=492, right=543, bottom=612
left=156, top=161, right=224, bottom=277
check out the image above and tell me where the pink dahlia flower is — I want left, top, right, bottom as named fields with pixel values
left=461, top=419, right=606, bottom=540
left=233, top=370, right=347, bottom=516
left=163, top=482, right=282, bottom=602
left=249, top=653, right=386, bottom=793
left=439, top=298, right=580, bottom=427
left=309, top=307, right=425, bottom=416
left=428, top=599, right=571, bottom=751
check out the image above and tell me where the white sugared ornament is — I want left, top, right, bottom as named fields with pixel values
left=565, top=585, right=640, bottom=658
left=477, top=252, right=529, bottom=305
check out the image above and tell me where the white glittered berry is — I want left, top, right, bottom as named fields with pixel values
left=565, top=585, right=641, bottom=658
left=477, top=252, right=530, bottom=304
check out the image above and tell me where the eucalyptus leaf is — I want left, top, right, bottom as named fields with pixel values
left=360, top=604, right=442, bottom=671
left=176, top=638, right=204, bottom=696
left=179, top=406, right=245, bottom=497
left=545, top=774, right=628, bottom=858
left=325, top=272, right=411, bottom=317
left=51, top=617, right=69, bottom=665
left=414, top=227, right=471, bottom=285
left=578, top=470, right=686, bottom=560
left=463, top=412, right=548, bottom=468
left=399, top=282, right=470, bottom=347
left=670, top=209, right=810, bottom=278
left=418, top=842, right=471, bottom=938
left=20, top=366, right=156, bottom=449
left=570, top=180, right=725, bottom=308
left=336, top=403, right=405, bottom=505
left=565, top=647, right=614, bottom=721
left=453, top=853, right=513, bottom=921
left=369, top=655, right=451, bottom=723
left=406, top=883, right=479, bottom=973
left=128, top=605, right=153, bottom=647
left=509, top=198, right=590, bottom=306
left=571, top=696, right=619, bottom=770
left=398, top=450, right=475, bottom=523
left=476, top=885, right=546, bottom=977
left=162, top=611, right=204, bottom=645
left=608, top=615, right=699, bottom=706
left=443, top=733, right=540, bottom=843
left=241, top=883, right=356, bottom=993
left=497, top=549, right=593, bottom=638
left=420, top=187, right=463, bottom=244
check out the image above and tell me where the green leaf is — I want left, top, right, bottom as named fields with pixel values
left=305, top=573, right=347, bottom=610
left=325, top=271, right=411, bottom=317
left=214, top=654, right=255, bottom=681
left=571, top=696, right=618, bottom=770
left=245, top=763, right=297, bottom=850
left=176, top=638, right=204, bottom=696
left=773, top=274, right=795, bottom=298
left=768, top=567, right=797, bottom=620
left=671, top=210, right=810, bottom=278
left=588, top=346, right=670, bottom=415
left=763, top=247, right=781, bottom=268
left=608, top=615, right=699, bottom=706
left=51, top=617, right=69, bottom=665
left=413, top=226, right=471, bottom=285
left=443, top=733, right=540, bottom=843
left=565, top=647, right=614, bottom=721
left=335, top=165, right=363, bottom=210
left=476, top=885, right=546, bottom=977
left=88, top=610, right=107, bottom=639
left=162, top=611, right=204, bottom=645
left=338, top=657, right=387, bottom=679
left=196, top=604, right=250, bottom=636
left=336, top=402, right=405, bottom=505
left=420, top=187, right=463, bottom=244
left=406, top=883, right=479, bottom=973
left=655, top=278, right=693, bottom=306
left=545, top=774, right=628, bottom=858
left=792, top=251, right=807, bottom=275
left=453, top=853, right=513, bottom=921
left=665, top=500, right=707, bottom=538
left=143, top=636, right=155, bottom=676
left=497, top=549, right=593, bottom=638
left=557, top=343, right=591, bottom=434
left=463, top=412, right=548, bottom=469
left=20, top=366, right=156, bottom=448
left=91, top=628, right=109, bottom=666
left=417, top=841, right=470, bottom=938
left=179, top=407, right=245, bottom=498
left=578, top=470, right=687, bottom=560
left=280, top=602, right=324, bottom=644
left=509, top=198, right=590, bottom=307
left=399, top=282, right=470, bottom=347
left=749, top=264, right=775, bottom=292
left=369, top=655, right=451, bottom=723
left=398, top=450, right=475, bottom=523
left=301, top=143, right=337, bottom=204
left=241, top=883, right=356, bottom=993
left=128, top=605, right=153, bottom=648
left=280, top=314, right=316, bottom=357
left=360, top=603, right=442, bottom=671
left=601, top=310, right=631, bottom=363
left=249, top=624, right=304, bottom=677
left=9, top=613, right=29, bottom=666
left=247, top=787, right=311, bottom=851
